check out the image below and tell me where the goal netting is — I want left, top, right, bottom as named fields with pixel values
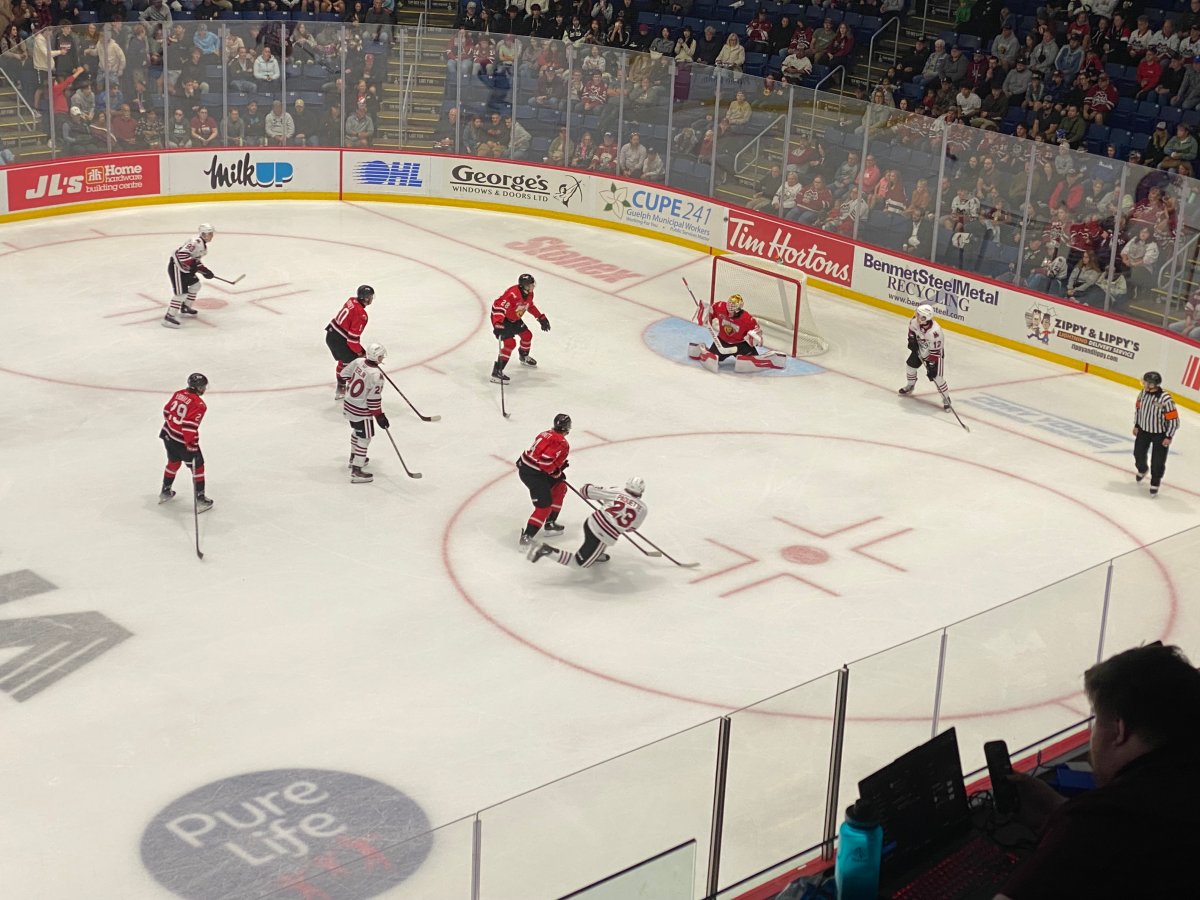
left=710, top=255, right=829, bottom=357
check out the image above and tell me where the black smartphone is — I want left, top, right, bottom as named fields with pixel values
left=984, top=740, right=1018, bottom=814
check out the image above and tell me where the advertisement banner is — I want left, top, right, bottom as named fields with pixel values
left=166, top=149, right=339, bottom=195
left=725, top=210, right=855, bottom=286
left=439, top=159, right=590, bottom=215
left=5, top=154, right=161, bottom=212
left=342, top=151, right=432, bottom=197
left=594, top=180, right=717, bottom=245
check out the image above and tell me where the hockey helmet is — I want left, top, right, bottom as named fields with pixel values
left=356, top=284, right=375, bottom=304
left=365, top=342, right=387, bottom=363
left=916, top=304, right=934, bottom=324
left=198, top=223, right=215, bottom=240
left=727, top=294, right=745, bottom=315
left=187, top=372, right=209, bottom=393
left=625, top=475, right=645, bottom=497
left=1144, top=370, right=1163, bottom=387
left=553, top=413, right=572, bottom=434
left=518, top=273, right=536, bottom=294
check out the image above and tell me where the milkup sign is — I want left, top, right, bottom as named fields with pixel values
left=725, top=211, right=855, bottom=286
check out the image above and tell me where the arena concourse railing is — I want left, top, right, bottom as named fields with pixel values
left=3, top=21, right=1200, bottom=339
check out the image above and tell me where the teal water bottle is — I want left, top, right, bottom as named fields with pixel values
left=835, top=799, right=883, bottom=900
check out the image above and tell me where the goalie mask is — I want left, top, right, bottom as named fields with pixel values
left=727, top=294, right=745, bottom=316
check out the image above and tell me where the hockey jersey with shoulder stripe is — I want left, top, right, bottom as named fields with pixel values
left=581, top=483, right=649, bottom=542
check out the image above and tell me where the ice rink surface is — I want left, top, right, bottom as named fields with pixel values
left=2, top=201, right=1199, bottom=900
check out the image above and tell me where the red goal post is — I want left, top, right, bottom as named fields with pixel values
left=710, top=255, right=829, bottom=358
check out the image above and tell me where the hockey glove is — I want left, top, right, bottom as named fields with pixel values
left=907, top=335, right=919, bottom=352
left=198, top=266, right=214, bottom=279
left=539, top=316, right=551, bottom=332
left=492, top=325, right=506, bottom=339
left=924, top=357, right=940, bottom=378
left=377, top=413, right=390, bottom=429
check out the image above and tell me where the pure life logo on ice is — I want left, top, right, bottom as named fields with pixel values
left=203, top=153, right=293, bottom=190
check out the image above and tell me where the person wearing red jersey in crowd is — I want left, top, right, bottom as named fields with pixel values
left=158, top=372, right=213, bottom=512
left=517, top=413, right=571, bottom=546
left=490, top=273, right=550, bottom=384
left=325, top=284, right=375, bottom=400
left=689, top=293, right=783, bottom=373
left=529, top=476, right=649, bottom=568
left=341, top=343, right=389, bottom=484
left=163, top=223, right=216, bottom=329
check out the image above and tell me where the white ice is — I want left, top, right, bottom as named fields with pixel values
left=1, top=201, right=1198, bottom=900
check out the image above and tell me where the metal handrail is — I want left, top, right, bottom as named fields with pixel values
left=807, top=63, right=846, bottom=140
left=865, top=15, right=902, bottom=92
left=732, top=113, right=784, bottom=175
left=398, top=9, right=427, bottom=147
left=0, top=60, right=40, bottom=132
left=1158, top=227, right=1199, bottom=290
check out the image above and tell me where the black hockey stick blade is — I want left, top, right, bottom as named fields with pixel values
left=949, top=404, right=970, bottom=432
left=192, top=485, right=204, bottom=560
left=379, top=370, right=441, bottom=422
left=213, top=273, right=245, bottom=285
left=383, top=427, right=423, bottom=478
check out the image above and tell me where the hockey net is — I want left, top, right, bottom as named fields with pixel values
left=710, top=255, right=829, bottom=357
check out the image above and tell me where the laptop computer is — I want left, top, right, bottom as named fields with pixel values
left=858, top=727, right=1022, bottom=900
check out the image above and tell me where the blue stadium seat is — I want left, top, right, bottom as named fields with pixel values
left=1161, top=105, right=1183, bottom=129
left=1107, top=96, right=1136, bottom=130
left=744, top=52, right=768, bottom=76
left=1134, top=100, right=1161, bottom=133
left=1108, top=127, right=1131, bottom=151
left=1086, top=122, right=1110, bottom=154
left=661, top=14, right=683, bottom=29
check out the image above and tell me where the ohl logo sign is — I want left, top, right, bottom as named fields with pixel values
left=141, top=768, right=433, bottom=899
left=354, top=160, right=424, bottom=188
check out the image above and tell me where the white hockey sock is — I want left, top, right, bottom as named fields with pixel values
left=351, top=434, right=370, bottom=464
left=934, top=377, right=949, bottom=396
left=168, top=294, right=185, bottom=315
left=906, top=366, right=919, bottom=385
left=554, top=549, right=573, bottom=566
left=184, top=291, right=198, bottom=310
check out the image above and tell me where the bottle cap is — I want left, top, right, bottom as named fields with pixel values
left=845, top=799, right=881, bottom=828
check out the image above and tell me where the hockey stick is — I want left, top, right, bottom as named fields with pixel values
left=497, top=339, right=510, bottom=419
left=682, top=276, right=702, bottom=309
left=381, top=426, right=423, bottom=479
left=565, top=482, right=665, bottom=559
left=948, top=403, right=970, bottom=432
left=379, top=370, right=441, bottom=422
left=211, top=273, right=245, bottom=285
left=191, top=470, right=204, bottom=561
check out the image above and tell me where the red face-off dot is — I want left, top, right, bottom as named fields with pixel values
left=781, top=544, right=830, bottom=565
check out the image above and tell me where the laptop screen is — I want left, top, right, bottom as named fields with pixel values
left=857, top=727, right=972, bottom=876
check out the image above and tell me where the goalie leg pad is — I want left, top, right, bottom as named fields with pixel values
left=734, top=354, right=785, bottom=373
left=699, top=349, right=720, bottom=373
left=687, top=342, right=704, bottom=360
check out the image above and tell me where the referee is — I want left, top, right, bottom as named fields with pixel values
left=1133, top=371, right=1180, bottom=497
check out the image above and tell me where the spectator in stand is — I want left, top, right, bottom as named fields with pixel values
left=1025, top=239, right=1068, bottom=295
left=1181, top=26, right=1200, bottom=59
left=996, top=644, right=1200, bottom=900
left=109, top=102, right=138, bottom=151
left=545, top=125, right=571, bottom=165
left=580, top=71, right=606, bottom=112
left=1160, top=123, right=1199, bottom=170
left=431, top=107, right=458, bottom=152
left=291, top=98, right=315, bottom=147
left=1058, top=103, right=1086, bottom=149
left=264, top=98, right=294, bottom=146
left=343, top=99, right=373, bottom=147
left=642, top=146, right=665, bottom=182
left=506, top=114, right=530, bottom=160
left=781, top=44, right=812, bottom=85
left=316, top=103, right=341, bottom=147
left=136, top=107, right=163, bottom=149
left=591, top=131, right=618, bottom=173
left=1156, top=53, right=1187, bottom=104
left=1127, top=16, right=1158, bottom=64
left=745, top=10, right=771, bottom=54
left=221, top=106, right=245, bottom=147
left=880, top=0, right=904, bottom=27
left=810, top=17, right=836, bottom=63
left=457, top=1, right=480, bottom=30
left=1169, top=289, right=1200, bottom=339
left=992, top=22, right=1018, bottom=67
left=71, top=78, right=95, bottom=121
left=823, top=22, right=855, bottom=67
left=1121, top=226, right=1160, bottom=300
left=1054, top=34, right=1083, bottom=81
left=1135, top=49, right=1165, bottom=100
left=164, top=106, right=190, bottom=148
left=242, top=99, right=266, bottom=147
left=228, top=46, right=256, bottom=93
left=715, top=32, right=744, bottom=80
left=955, top=81, right=982, bottom=118
left=570, top=130, right=596, bottom=168
left=943, top=44, right=968, bottom=85
left=747, top=164, right=783, bottom=211
left=1083, top=72, right=1118, bottom=123
left=139, top=0, right=170, bottom=25
left=726, top=89, right=752, bottom=130
left=795, top=174, right=834, bottom=223
left=190, top=104, right=219, bottom=147
left=973, top=83, right=1008, bottom=129
left=899, top=208, right=933, bottom=256
left=825, top=186, right=869, bottom=236
left=1064, top=249, right=1105, bottom=306
left=872, top=168, right=908, bottom=213
left=1003, top=58, right=1032, bottom=100
left=772, top=169, right=802, bottom=220
left=254, top=45, right=279, bottom=87
left=1144, top=122, right=1171, bottom=167
left=695, top=25, right=721, bottom=66
left=1029, top=28, right=1058, bottom=78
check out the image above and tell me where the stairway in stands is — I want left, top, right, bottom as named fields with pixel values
left=0, top=79, right=52, bottom=162
left=382, top=1, right=456, bottom=149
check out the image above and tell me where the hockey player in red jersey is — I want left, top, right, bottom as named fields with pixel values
left=163, top=224, right=216, bottom=329
left=491, top=273, right=551, bottom=384
left=528, top=477, right=649, bottom=567
left=898, top=304, right=953, bottom=410
left=688, top=293, right=783, bottom=373
left=326, top=285, right=374, bottom=400
left=341, top=342, right=389, bottom=483
left=516, top=413, right=571, bottom=546
left=158, top=372, right=213, bottom=511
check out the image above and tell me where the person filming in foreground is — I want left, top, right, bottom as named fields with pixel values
left=995, top=642, right=1200, bottom=900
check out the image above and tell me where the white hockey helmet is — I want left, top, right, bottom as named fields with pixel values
left=365, top=342, right=387, bottom=363
left=198, top=223, right=215, bottom=239
left=916, top=304, right=934, bottom=324
left=625, top=476, right=645, bottom=497
left=727, top=294, right=745, bottom=315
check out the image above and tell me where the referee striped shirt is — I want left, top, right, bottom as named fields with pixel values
left=1135, top=389, right=1180, bottom=437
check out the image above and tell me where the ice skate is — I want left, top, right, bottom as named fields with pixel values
left=490, top=362, right=511, bottom=384
left=1136, top=469, right=1147, bottom=483
left=180, top=303, right=198, bottom=317
left=518, top=352, right=538, bottom=367
left=527, top=542, right=555, bottom=563
left=162, top=313, right=182, bottom=329
left=519, top=530, right=533, bottom=547
left=350, top=466, right=373, bottom=483
left=543, top=520, right=565, bottom=535
left=942, top=396, right=952, bottom=411
left=195, top=494, right=214, bottom=513
left=1150, top=485, right=1160, bottom=497
left=335, top=380, right=347, bottom=400
left=898, top=384, right=915, bottom=395
left=596, top=553, right=611, bottom=563
left=158, top=488, right=176, bottom=504
left=347, top=455, right=369, bottom=470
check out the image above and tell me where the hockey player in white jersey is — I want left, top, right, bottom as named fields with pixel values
left=163, top=224, right=216, bottom=329
left=342, top=343, right=389, bottom=483
left=527, top=477, right=649, bottom=567
left=898, top=304, right=953, bottom=410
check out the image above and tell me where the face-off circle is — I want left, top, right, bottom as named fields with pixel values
left=443, top=432, right=1176, bottom=719
left=140, top=768, right=433, bottom=900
